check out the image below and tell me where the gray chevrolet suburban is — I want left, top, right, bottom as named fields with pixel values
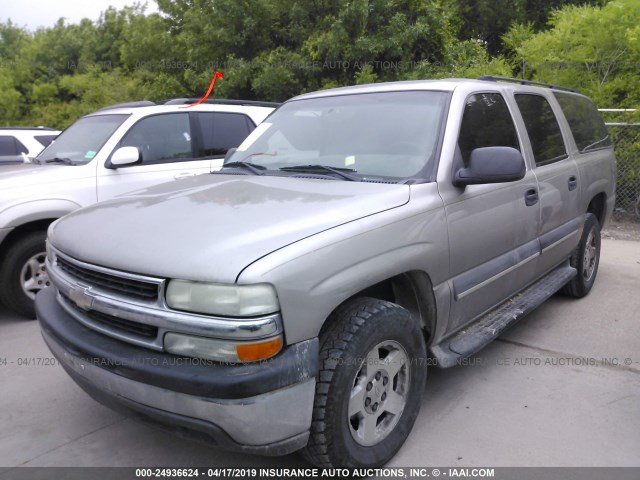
left=36, top=77, right=616, bottom=468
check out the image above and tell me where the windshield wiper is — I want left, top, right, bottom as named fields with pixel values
left=279, top=164, right=361, bottom=182
left=222, top=161, right=267, bottom=175
left=37, top=157, right=76, bottom=165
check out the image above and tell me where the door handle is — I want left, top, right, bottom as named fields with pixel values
left=568, top=175, right=578, bottom=191
left=174, top=172, right=197, bottom=180
left=525, top=188, right=539, bottom=206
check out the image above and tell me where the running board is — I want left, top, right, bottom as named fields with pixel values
left=430, top=264, right=577, bottom=368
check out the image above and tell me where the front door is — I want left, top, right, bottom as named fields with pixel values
left=440, top=92, right=541, bottom=333
left=96, top=112, right=212, bottom=200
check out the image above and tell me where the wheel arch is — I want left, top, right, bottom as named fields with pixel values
left=0, top=219, right=57, bottom=267
left=319, top=270, right=437, bottom=344
left=586, top=192, right=606, bottom=226
left=0, top=200, right=79, bottom=230
left=0, top=199, right=79, bottom=261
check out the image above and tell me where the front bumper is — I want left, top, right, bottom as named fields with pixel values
left=36, top=287, right=318, bottom=455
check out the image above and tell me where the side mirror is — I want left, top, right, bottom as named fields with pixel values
left=223, top=147, right=237, bottom=164
left=110, top=146, right=141, bottom=168
left=453, top=147, right=525, bottom=187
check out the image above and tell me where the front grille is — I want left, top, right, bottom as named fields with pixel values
left=56, top=256, right=159, bottom=301
left=61, top=293, right=158, bottom=339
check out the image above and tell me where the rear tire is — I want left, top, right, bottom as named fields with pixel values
left=0, top=231, right=49, bottom=318
left=302, top=297, right=427, bottom=468
left=561, top=213, right=601, bottom=298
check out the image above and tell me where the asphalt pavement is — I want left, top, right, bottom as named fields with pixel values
left=0, top=238, right=638, bottom=471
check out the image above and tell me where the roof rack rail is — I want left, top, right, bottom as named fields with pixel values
left=95, top=98, right=281, bottom=112
left=478, top=75, right=578, bottom=93
left=161, top=98, right=281, bottom=108
left=97, top=101, right=157, bottom=112
left=0, top=126, right=58, bottom=131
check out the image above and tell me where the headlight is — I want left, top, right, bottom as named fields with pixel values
left=165, top=280, right=280, bottom=317
left=164, top=332, right=283, bottom=363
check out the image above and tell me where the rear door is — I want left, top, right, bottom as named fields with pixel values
left=441, top=92, right=541, bottom=333
left=513, top=93, right=581, bottom=274
left=193, top=111, right=256, bottom=171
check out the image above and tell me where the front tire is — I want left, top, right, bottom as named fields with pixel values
left=0, top=231, right=50, bottom=318
left=302, top=298, right=427, bottom=468
left=561, top=213, right=601, bottom=298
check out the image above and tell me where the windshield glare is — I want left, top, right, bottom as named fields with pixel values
left=37, top=114, right=129, bottom=165
left=231, top=91, right=448, bottom=179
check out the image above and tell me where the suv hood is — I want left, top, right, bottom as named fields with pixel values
left=50, top=174, right=410, bottom=283
left=0, top=163, right=92, bottom=188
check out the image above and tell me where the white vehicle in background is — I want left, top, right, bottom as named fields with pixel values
left=0, top=99, right=277, bottom=317
left=0, top=127, right=60, bottom=165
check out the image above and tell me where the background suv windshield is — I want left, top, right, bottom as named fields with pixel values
left=233, top=91, right=448, bottom=179
left=37, top=114, right=129, bottom=165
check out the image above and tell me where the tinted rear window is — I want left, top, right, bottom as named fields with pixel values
left=195, top=112, right=255, bottom=157
left=553, top=93, right=612, bottom=152
left=515, top=94, right=567, bottom=166
left=34, top=134, right=58, bottom=147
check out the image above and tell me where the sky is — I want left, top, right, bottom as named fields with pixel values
left=0, top=0, right=159, bottom=31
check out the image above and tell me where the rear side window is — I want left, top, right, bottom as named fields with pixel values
left=195, top=112, right=255, bottom=157
left=34, top=135, right=58, bottom=147
left=553, top=93, right=612, bottom=152
left=14, top=137, right=28, bottom=154
left=515, top=94, right=567, bottom=166
left=458, top=93, right=520, bottom=166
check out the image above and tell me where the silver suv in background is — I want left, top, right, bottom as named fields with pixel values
left=0, top=127, right=60, bottom=165
left=0, top=99, right=276, bottom=317
left=37, top=78, right=615, bottom=468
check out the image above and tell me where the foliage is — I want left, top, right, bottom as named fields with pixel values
left=456, top=0, right=606, bottom=55
left=0, top=0, right=638, bottom=129
left=504, top=0, right=640, bottom=107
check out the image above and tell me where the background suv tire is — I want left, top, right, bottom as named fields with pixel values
left=0, top=231, right=49, bottom=318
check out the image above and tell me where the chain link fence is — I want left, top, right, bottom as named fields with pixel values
left=599, top=109, right=640, bottom=221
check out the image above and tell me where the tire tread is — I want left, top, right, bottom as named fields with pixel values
left=301, top=298, right=408, bottom=467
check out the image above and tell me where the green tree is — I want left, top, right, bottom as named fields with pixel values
left=456, top=0, right=606, bottom=55
left=505, top=0, right=640, bottom=107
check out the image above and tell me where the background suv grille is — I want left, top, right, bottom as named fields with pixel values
left=56, top=256, right=159, bottom=301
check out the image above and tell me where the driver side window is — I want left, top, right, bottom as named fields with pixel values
left=458, top=93, right=520, bottom=166
left=120, top=113, right=193, bottom=165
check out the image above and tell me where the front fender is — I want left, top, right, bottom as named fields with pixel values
left=238, top=183, right=450, bottom=344
left=0, top=198, right=82, bottom=229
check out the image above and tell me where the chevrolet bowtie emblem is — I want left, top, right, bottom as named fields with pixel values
left=69, top=285, right=94, bottom=311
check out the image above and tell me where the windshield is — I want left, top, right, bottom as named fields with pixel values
left=230, top=91, right=448, bottom=180
left=37, top=114, right=129, bottom=165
